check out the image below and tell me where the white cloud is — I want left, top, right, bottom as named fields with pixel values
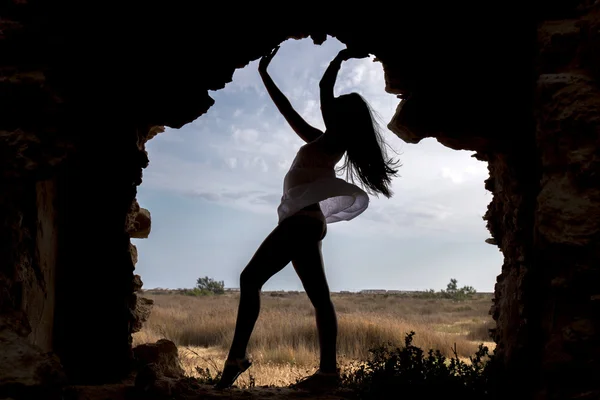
left=441, top=167, right=466, bottom=184
left=225, top=157, right=237, bottom=169
left=440, top=164, right=489, bottom=184
left=232, top=128, right=259, bottom=145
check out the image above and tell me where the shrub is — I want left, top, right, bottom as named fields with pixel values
left=411, top=279, right=478, bottom=301
left=340, top=331, right=495, bottom=399
left=196, top=276, right=225, bottom=295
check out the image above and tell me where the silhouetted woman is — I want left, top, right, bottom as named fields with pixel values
left=216, top=46, right=399, bottom=391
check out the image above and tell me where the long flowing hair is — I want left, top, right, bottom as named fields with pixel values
left=334, top=93, right=400, bottom=198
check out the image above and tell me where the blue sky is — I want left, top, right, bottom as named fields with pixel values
left=133, top=37, right=502, bottom=293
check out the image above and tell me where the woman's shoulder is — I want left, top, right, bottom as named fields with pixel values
left=306, top=135, right=345, bottom=156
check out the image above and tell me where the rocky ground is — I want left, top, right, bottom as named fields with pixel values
left=60, top=339, right=355, bottom=400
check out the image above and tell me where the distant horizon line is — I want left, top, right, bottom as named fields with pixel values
left=141, top=287, right=495, bottom=294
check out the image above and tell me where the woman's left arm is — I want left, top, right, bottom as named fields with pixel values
left=259, top=47, right=323, bottom=143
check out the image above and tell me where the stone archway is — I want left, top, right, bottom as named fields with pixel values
left=1, top=2, right=598, bottom=399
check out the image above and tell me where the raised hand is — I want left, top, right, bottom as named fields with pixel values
left=258, top=46, right=280, bottom=73
left=337, top=48, right=370, bottom=61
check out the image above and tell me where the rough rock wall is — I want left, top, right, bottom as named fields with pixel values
left=2, top=1, right=156, bottom=384
left=383, top=17, right=543, bottom=400
left=463, top=4, right=600, bottom=400
left=26, top=179, right=58, bottom=351
left=381, top=3, right=600, bottom=399
left=128, top=138, right=155, bottom=338
left=530, top=6, right=600, bottom=399
left=0, top=178, right=65, bottom=398
left=484, top=149, right=540, bottom=398
left=51, top=126, right=149, bottom=383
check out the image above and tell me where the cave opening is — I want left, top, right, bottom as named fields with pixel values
left=131, top=36, right=503, bottom=386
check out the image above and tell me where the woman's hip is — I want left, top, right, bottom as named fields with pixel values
left=281, top=210, right=327, bottom=242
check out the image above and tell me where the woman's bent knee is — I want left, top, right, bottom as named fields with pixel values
left=239, top=269, right=262, bottom=292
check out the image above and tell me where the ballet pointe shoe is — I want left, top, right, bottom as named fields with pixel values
left=214, top=357, right=252, bottom=389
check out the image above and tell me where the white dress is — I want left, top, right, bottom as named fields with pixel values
left=277, top=140, right=369, bottom=224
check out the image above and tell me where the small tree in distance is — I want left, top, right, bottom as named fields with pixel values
left=446, top=278, right=459, bottom=292
left=441, top=278, right=477, bottom=300
left=196, top=276, right=225, bottom=295
left=416, top=278, right=477, bottom=300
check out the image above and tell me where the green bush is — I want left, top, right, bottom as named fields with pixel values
left=195, top=276, right=225, bottom=295
left=410, top=279, right=477, bottom=301
left=340, top=331, right=495, bottom=399
left=439, top=278, right=477, bottom=300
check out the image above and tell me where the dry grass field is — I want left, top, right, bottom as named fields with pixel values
left=133, top=291, right=495, bottom=388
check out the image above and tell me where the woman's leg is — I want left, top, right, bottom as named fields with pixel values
left=218, top=214, right=326, bottom=388
left=291, top=227, right=337, bottom=373
left=227, top=214, right=325, bottom=360
left=226, top=222, right=297, bottom=361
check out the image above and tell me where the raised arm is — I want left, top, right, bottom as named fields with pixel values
left=319, top=52, right=344, bottom=129
left=258, top=47, right=323, bottom=143
left=319, top=48, right=370, bottom=129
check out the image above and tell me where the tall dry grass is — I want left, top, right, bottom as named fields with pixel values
left=134, top=292, right=494, bottom=371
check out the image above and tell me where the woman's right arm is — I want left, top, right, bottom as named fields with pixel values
left=259, top=47, right=323, bottom=143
